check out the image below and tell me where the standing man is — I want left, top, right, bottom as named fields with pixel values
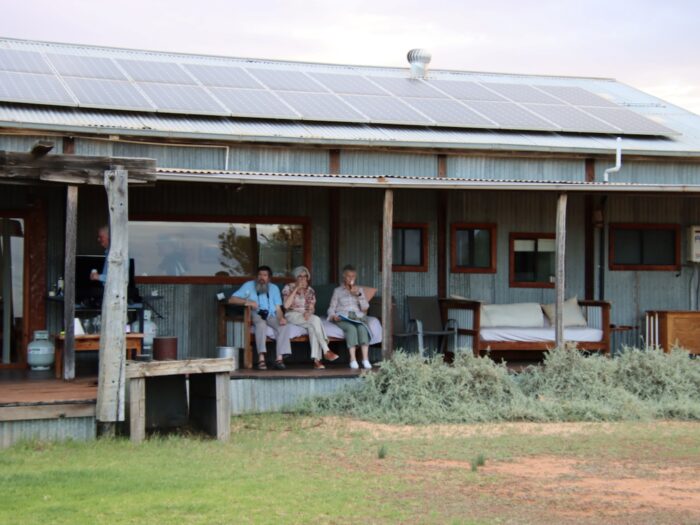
left=90, top=225, right=110, bottom=282
left=229, top=265, right=291, bottom=369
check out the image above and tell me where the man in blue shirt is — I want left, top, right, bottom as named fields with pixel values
left=229, top=265, right=291, bottom=369
left=89, top=225, right=110, bottom=282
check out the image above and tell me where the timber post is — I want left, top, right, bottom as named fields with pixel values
left=381, top=188, right=394, bottom=359
left=96, top=168, right=129, bottom=434
left=555, top=192, right=568, bottom=347
left=63, top=185, right=78, bottom=380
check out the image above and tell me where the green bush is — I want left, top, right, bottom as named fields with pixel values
left=301, top=347, right=700, bottom=424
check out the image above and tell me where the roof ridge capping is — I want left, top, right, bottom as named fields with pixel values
left=0, top=36, right=616, bottom=81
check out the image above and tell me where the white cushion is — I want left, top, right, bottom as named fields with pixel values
left=480, top=302, right=543, bottom=328
left=541, top=296, right=588, bottom=327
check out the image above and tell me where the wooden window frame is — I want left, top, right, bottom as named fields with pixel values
left=130, top=214, right=312, bottom=284
left=608, top=223, right=681, bottom=271
left=380, top=222, right=429, bottom=272
left=450, top=223, right=497, bottom=274
left=509, top=232, right=555, bottom=289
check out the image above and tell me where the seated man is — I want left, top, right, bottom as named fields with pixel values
left=228, top=265, right=291, bottom=370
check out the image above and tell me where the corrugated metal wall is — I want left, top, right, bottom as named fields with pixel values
left=340, top=151, right=437, bottom=177
left=229, top=146, right=328, bottom=173
left=448, top=156, right=585, bottom=181
left=447, top=190, right=586, bottom=305
left=596, top=159, right=700, bottom=184
left=0, top=417, right=95, bottom=448
left=230, top=376, right=360, bottom=414
left=0, top=134, right=64, bottom=154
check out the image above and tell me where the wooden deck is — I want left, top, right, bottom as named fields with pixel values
left=0, top=377, right=97, bottom=406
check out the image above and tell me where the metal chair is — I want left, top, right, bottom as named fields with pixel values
left=406, top=296, right=458, bottom=358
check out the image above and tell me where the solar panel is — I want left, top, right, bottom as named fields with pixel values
left=118, top=60, right=195, bottom=84
left=583, top=107, right=676, bottom=135
left=308, top=72, right=386, bottom=95
left=340, top=95, right=432, bottom=124
left=402, top=98, right=496, bottom=127
left=210, top=87, right=299, bottom=118
left=183, top=64, right=261, bottom=89
left=482, top=83, right=561, bottom=104
left=426, top=80, right=507, bottom=101
left=277, top=92, right=366, bottom=122
left=64, top=77, right=153, bottom=110
left=524, top=104, right=619, bottom=133
left=0, top=48, right=53, bottom=74
left=245, top=69, right=325, bottom=92
left=368, top=76, right=447, bottom=98
left=0, top=70, right=74, bottom=105
left=463, top=100, right=557, bottom=131
left=535, top=85, right=618, bottom=107
left=137, top=83, right=223, bottom=114
left=46, top=54, right=127, bottom=80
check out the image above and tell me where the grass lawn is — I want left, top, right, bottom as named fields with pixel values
left=1, top=416, right=699, bottom=524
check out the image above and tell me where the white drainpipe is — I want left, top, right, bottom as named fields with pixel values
left=603, top=137, right=623, bottom=182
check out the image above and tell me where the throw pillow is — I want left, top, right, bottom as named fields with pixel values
left=541, top=296, right=588, bottom=327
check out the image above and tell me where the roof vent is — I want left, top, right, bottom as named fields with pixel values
left=407, top=49, right=431, bottom=79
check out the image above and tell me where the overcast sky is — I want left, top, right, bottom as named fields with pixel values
left=2, top=0, right=699, bottom=114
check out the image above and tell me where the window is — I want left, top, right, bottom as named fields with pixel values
left=509, top=232, right=555, bottom=288
left=386, top=223, right=428, bottom=272
left=451, top=223, right=496, bottom=273
left=129, top=215, right=310, bottom=283
left=609, top=224, right=680, bottom=271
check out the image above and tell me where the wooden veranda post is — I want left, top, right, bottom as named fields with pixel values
left=555, top=192, right=568, bottom=347
left=381, top=188, right=394, bottom=358
left=63, top=185, right=78, bottom=380
left=96, top=168, right=129, bottom=434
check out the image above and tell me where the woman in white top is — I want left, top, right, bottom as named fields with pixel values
left=327, top=265, right=372, bottom=369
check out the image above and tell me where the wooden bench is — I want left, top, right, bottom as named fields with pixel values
left=439, top=299, right=611, bottom=356
left=54, top=333, right=144, bottom=379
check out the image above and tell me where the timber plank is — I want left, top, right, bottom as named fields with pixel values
left=0, top=403, right=95, bottom=422
left=126, top=358, right=235, bottom=378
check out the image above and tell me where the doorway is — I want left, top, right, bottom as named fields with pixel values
left=0, top=216, right=26, bottom=366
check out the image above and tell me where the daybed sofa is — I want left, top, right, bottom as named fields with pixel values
left=439, top=297, right=611, bottom=356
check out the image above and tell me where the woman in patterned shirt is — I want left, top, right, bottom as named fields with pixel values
left=282, top=266, right=339, bottom=369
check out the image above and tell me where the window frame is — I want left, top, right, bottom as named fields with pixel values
left=380, top=222, right=429, bottom=272
left=130, top=214, right=312, bottom=284
left=608, top=223, right=681, bottom=271
left=450, top=222, right=497, bottom=274
left=509, top=232, right=556, bottom=289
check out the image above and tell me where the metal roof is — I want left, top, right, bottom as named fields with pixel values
left=156, top=167, right=700, bottom=193
left=0, top=37, right=699, bottom=156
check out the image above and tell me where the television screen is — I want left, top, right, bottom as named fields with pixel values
left=75, top=255, right=139, bottom=307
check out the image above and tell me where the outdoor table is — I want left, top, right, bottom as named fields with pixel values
left=125, top=357, right=234, bottom=443
left=55, top=333, right=143, bottom=379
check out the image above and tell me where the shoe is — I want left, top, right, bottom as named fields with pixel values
left=323, top=350, right=339, bottom=362
left=349, top=360, right=359, bottom=369
left=362, top=360, right=372, bottom=369
left=256, top=361, right=267, bottom=370
left=272, top=360, right=286, bottom=370
left=313, top=361, right=325, bottom=369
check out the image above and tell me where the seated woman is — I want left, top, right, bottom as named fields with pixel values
left=282, top=266, right=339, bottom=369
left=327, top=265, right=373, bottom=370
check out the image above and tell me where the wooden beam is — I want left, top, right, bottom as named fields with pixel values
left=437, top=155, right=447, bottom=298
left=329, top=149, right=340, bottom=282
left=0, top=151, right=156, bottom=183
left=381, top=189, right=394, bottom=359
left=125, top=358, right=235, bottom=379
left=63, top=185, right=78, bottom=380
left=584, top=159, right=595, bottom=299
left=555, top=192, right=568, bottom=347
left=0, top=402, right=95, bottom=422
left=96, top=169, right=129, bottom=427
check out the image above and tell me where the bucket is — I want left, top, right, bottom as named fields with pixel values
left=216, top=346, right=239, bottom=370
left=153, top=336, right=178, bottom=360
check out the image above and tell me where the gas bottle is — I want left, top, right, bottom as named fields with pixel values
left=27, top=330, right=55, bottom=370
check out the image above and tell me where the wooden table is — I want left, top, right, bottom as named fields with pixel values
left=125, top=358, right=235, bottom=443
left=54, top=333, right=144, bottom=379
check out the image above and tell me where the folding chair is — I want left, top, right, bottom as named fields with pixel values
left=406, top=296, right=458, bottom=358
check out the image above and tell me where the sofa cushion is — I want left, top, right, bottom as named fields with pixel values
left=541, top=296, right=588, bottom=327
left=480, top=302, right=543, bottom=328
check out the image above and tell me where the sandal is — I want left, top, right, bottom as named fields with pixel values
left=323, top=350, right=339, bottom=362
left=257, top=360, right=267, bottom=370
left=313, top=361, right=325, bottom=369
